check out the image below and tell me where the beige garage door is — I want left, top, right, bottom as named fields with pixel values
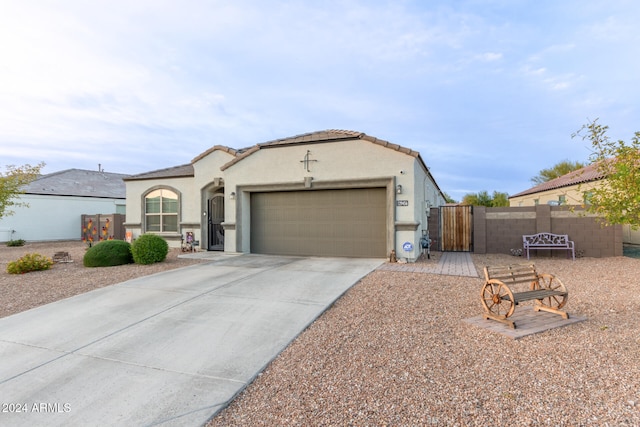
left=251, top=188, right=387, bottom=257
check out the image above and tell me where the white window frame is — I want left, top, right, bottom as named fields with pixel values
left=144, top=188, right=179, bottom=233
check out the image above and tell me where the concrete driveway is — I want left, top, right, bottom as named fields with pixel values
left=0, top=254, right=384, bottom=426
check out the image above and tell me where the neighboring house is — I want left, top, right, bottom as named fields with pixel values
left=509, top=163, right=604, bottom=207
left=0, top=168, right=127, bottom=242
left=509, top=163, right=640, bottom=245
left=124, top=130, right=446, bottom=261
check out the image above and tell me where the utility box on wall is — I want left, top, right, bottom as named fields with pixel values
left=81, top=214, right=126, bottom=243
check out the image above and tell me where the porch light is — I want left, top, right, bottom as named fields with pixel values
left=396, top=185, right=403, bottom=194
left=230, top=192, right=236, bottom=200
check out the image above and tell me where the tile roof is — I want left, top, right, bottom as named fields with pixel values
left=125, top=146, right=237, bottom=181
left=24, top=169, right=128, bottom=198
left=190, top=145, right=239, bottom=164
left=509, top=162, right=606, bottom=198
left=259, top=129, right=364, bottom=146
left=123, top=164, right=194, bottom=181
left=123, top=130, right=431, bottom=188
left=220, top=129, right=420, bottom=170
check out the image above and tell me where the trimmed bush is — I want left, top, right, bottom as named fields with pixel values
left=131, top=234, right=169, bottom=265
left=6, top=239, right=26, bottom=247
left=83, top=240, right=134, bottom=267
left=7, top=253, right=53, bottom=274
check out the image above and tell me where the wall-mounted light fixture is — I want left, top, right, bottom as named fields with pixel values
left=230, top=192, right=236, bottom=200
left=396, top=185, right=403, bottom=194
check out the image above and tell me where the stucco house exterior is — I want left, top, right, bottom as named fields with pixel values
left=0, top=168, right=127, bottom=242
left=509, top=163, right=640, bottom=244
left=124, top=130, right=446, bottom=261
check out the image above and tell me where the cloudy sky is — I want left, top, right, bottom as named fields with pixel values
left=1, top=1, right=639, bottom=201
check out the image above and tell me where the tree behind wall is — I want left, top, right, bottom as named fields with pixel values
left=531, top=159, right=586, bottom=184
left=573, top=119, right=640, bottom=229
left=462, top=190, right=509, bottom=207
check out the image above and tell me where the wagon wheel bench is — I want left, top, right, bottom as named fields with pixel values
left=481, top=263, right=568, bottom=329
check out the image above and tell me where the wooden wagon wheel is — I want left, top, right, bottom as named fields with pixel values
left=531, top=273, right=568, bottom=309
left=481, top=279, right=515, bottom=318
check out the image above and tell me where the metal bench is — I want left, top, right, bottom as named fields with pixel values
left=481, top=263, right=569, bottom=328
left=523, top=232, right=575, bottom=261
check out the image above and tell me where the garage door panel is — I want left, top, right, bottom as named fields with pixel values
left=251, top=189, right=386, bottom=257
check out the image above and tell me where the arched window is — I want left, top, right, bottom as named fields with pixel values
left=145, top=189, right=178, bottom=232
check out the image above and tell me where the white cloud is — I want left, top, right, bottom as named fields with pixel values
left=479, top=52, right=503, bottom=62
left=0, top=0, right=638, bottom=197
left=587, top=15, right=639, bottom=43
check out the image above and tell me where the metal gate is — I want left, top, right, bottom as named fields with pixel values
left=440, top=205, right=473, bottom=252
left=208, top=193, right=225, bottom=251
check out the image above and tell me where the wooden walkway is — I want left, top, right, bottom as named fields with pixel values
left=377, top=252, right=478, bottom=277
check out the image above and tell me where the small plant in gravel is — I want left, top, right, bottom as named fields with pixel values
left=6, top=239, right=25, bottom=247
left=130, top=234, right=169, bottom=265
left=83, top=239, right=134, bottom=267
left=7, top=253, right=54, bottom=274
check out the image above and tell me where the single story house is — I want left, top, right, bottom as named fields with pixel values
left=509, top=163, right=640, bottom=245
left=0, top=168, right=127, bottom=242
left=124, top=130, right=446, bottom=261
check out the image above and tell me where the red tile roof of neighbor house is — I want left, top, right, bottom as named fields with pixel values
left=509, top=162, right=606, bottom=198
left=125, top=130, right=424, bottom=180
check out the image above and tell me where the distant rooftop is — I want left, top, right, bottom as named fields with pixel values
left=510, top=162, right=605, bottom=198
left=24, top=168, right=128, bottom=199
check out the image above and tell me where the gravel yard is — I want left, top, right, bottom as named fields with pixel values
left=2, top=242, right=639, bottom=425
left=0, top=240, right=207, bottom=319
left=209, top=254, right=640, bottom=426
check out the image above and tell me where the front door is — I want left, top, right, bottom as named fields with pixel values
left=208, top=193, right=225, bottom=251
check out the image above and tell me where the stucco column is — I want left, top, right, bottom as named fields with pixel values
left=535, top=204, right=551, bottom=232
left=473, top=206, right=487, bottom=254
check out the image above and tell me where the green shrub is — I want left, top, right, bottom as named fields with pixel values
left=6, top=239, right=26, bottom=247
left=7, top=253, right=53, bottom=274
left=131, top=234, right=169, bottom=265
left=83, top=240, right=133, bottom=267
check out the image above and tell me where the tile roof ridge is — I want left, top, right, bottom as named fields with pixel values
left=509, top=161, right=605, bottom=198
left=123, top=163, right=194, bottom=181
left=191, top=145, right=239, bottom=164
left=257, top=129, right=364, bottom=146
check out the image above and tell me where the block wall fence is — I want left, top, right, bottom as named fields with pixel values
left=430, top=205, right=622, bottom=258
